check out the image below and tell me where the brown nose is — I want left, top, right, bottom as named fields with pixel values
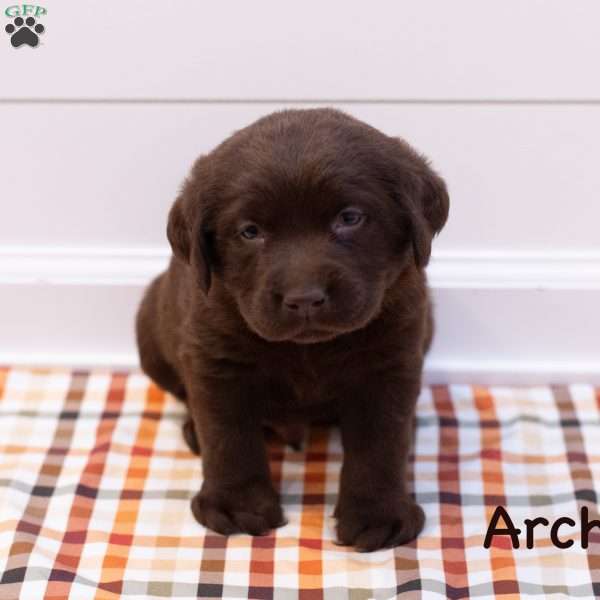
left=283, top=287, right=327, bottom=315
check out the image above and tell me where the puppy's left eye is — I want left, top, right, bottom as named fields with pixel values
left=334, top=209, right=365, bottom=230
left=240, top=224, right=260, bottom=240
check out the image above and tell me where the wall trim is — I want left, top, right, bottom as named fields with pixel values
left=2, top=245, right=600, bottom=290
left=1, top=353, right=598, bottom=385
left=0, top=246, right=168, bottom=286
left=1, top=245, right=599, bottom=383
left=428, top=250, right=600, bottom=290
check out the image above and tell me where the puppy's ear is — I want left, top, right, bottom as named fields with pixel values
left=389, top=138, right=449, bottom=268
left=167, top=194, right=192, bottom=263
left=410, top=167, right=449, bottom=267
left=166, top=189, right=212, bottom=294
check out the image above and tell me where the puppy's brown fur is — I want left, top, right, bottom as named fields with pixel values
left=136, top=108, right=448, bottom=551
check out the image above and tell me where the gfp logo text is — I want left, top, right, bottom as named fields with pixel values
left=5, top=4, right=46, bottom=17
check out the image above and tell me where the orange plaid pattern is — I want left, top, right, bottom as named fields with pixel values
left=1, top=368, right=599, bottom=599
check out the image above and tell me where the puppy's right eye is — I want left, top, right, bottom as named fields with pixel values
left=240, top=224, right=260, bottom=240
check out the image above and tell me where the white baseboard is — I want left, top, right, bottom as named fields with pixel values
left=2, top=245, right=599, bottom=289
left=1, top=353, right=598, bottom=386
left=1, top=246, right=599, bottom=383
left=425, top=359, right=600, bottom=385
left=0, top=246, right=168, bottom=286
left=427, top=250, right=600, bottom=290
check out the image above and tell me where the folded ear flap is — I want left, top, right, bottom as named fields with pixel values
left=410, top=168, right=449, bottom=268
left=167, top=194, right=192, bottom=263
left=388, top=138, right=449, bottom=269
left=166, top=191, right=212, bottom=294
left=420, top=169, right=450, bottom=237
left=409, top=208, right=434, bottom=269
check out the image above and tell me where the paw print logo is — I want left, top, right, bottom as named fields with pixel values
left=5, top=16, right=45, bottom=48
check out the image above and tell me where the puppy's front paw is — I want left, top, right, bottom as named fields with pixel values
left=335, top=495, right=424, bottom=552
left=191, top=482, right=286, bottom=536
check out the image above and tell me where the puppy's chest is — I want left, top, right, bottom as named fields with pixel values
left=289, top=359, right=328, bottom=405
left=260, top=349, right=339, bottom=412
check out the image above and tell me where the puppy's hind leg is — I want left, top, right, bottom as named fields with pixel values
left=182, top=417, right=201, bottom=455
left=136, top=281, right=199, bottom=453
left=422, top=296, right=435, bottom=355
left=136, top=275, right=187, bottom=400
left=143, top=355, right=187, bottom=401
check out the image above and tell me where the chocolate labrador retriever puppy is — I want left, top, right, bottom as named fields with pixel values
left=136, top=108, right=448, bottom=551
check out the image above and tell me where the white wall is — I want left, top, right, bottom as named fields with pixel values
left=1, top=1, right=599, bottom=381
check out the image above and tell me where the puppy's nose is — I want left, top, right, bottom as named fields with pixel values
left=283, top=287, right=327, bottom=315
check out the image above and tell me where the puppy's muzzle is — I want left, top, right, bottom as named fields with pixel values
left=281, top=286, right=327, bottom=319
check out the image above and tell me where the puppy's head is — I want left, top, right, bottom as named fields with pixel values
left=168, top=109, right=448, bottom=344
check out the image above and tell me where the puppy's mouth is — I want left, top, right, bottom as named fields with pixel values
left=247, top=316, right=350, bottom=344
left=289, top=326, right=340, bottom=344
left=240, top=289, right=380, bottom=344
left=286, top=312, right=371, bottom=344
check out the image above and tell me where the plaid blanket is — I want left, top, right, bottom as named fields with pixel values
left=0, top=368, right=599, bottom=599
